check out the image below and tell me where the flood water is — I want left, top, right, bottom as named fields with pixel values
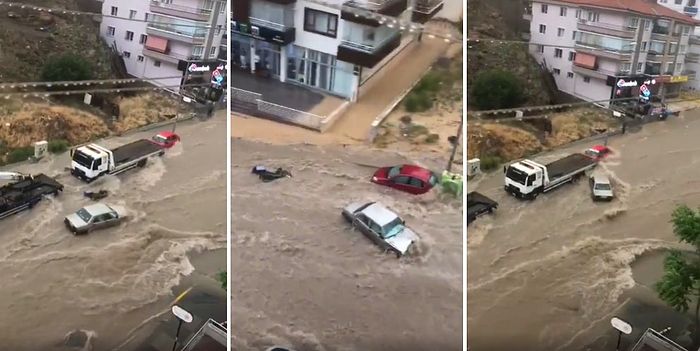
left=231, top=138, right=463, bottom=351
left=0, top=114, right=226, bottom=350
left=467, top=111, right=700, bottom=350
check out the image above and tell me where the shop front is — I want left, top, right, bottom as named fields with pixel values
left=232, top=20, right=294, bottom=80
left=177, top=60, right=226, bottom=102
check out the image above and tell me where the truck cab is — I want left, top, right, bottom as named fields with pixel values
left=71, top=145, right=110, bottom=181
left=504, top=160, right=544, bottom=198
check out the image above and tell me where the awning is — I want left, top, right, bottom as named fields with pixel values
left=145, top=36, right=169, bottom=53
left=574, top=52, right=597, bottom=70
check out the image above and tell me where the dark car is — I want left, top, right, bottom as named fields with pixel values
left=371, top=164, right=438, bottom=195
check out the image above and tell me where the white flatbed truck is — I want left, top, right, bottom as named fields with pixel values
left=504, top=153, right=597, bottom=199
left=70, top=139, right=166, bottom=182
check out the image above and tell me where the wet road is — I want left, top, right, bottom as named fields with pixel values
left=467, top=111, right=700, bottom=350
left=0, top=114, right=226, bottom=350
left=231, top=138, right=463, bottom=351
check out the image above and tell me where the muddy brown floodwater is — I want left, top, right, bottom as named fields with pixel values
left=468, top=110, right=700, bottom=350
left=231, top=138, right=463, bottom=351
left=0, top=114, right=226, bottom=350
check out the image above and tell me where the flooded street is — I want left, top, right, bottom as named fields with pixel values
left=467, top=111, right=700, bottom=350
left=0, top=114, right=226, bottom=350
left=231, top=138, right=463, bottom=351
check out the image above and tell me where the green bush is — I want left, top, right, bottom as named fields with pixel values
left=471, top=70, right=524, bottom=110
left=40, top=54, right=92, bottom=82
left=415, top=72, right=443, bottom=93
left=480, top=155, right=503, bottom=171
left=48, top=139, right=69, bottom=154
left=217, top=270, right=226, bottom=290
left=407, top=124, right=429, bottom=137
left=6, top=147, right=34, bottom=164
left=405, top=91, right=433, bottom=112
left=425, top=133, right=440, bottom=143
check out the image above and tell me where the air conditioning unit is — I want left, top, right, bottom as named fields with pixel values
left=467, top=158, right=481, bottom=177
left=34, top=140, right=48, bottom=159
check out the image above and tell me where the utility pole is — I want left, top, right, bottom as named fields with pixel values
left=446, top=114, right=464, bottom=173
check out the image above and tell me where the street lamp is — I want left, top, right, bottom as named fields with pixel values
left=611, top=316, right=632, bottom=351
left=171, top=305, right=193, bottom=351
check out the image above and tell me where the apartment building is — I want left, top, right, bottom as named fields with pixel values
left=231, top=0, right=444, bottom=101
left=656, top=0, right=700, bottom=89
left=100, top=0, right=226, bottom=90
left=528, top=0, right=697, bottom=107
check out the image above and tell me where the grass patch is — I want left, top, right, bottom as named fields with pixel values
left=6, top=147, right=34, bottom=164
left=425, top=133, right=440, bottom=144
left=407, top=124, right=429, bottom=137
left=217, top=270, right=226, bottom=290
left=48, top=139, right=69, bottom=154
left=405, top=91, right=433, bottom=112
left=480, top=155, right=503, bottom=172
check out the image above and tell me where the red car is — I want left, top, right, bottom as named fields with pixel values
left=584, top=145, right=612, bottom=161
left=151, top=131, right=180, bottom=149
left=371, top=164, right=439, bottom=195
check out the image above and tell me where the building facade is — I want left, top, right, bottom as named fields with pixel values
left=656, top=0, right=700, bottom=88
left=231, top=0, right=444, bottom=101
left=100, top=0, right=227, bottom=90
left=528, top=0, right=696, bottom=106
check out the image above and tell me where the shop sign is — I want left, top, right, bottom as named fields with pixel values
left=670, top=75, right=689, bottom=83
left=617, top=79, right=637, bottom=87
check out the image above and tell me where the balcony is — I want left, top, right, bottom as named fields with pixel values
left=150, top=0, right=212, bottom=22
left=337, top=30, right=401, bottom=68
left=684, top=6, right=698, bottom=15
left=576, top=19, right=636, bottom=39
left=142, top=47, right=200, bottom=64
left=644, top=66, right=662, bottom=76
left=341, top=0, right=408, bottom=25
left=232, top=17, right=295, bottom=44
left=575, top=42, right=632, bottom=61
left=411, top=0, right=444, bottom=24
left=572, top=64, right=608, bottom=80
left=686, top=52, right=699, bottom=63
left=651, top=25, right=674, bottom=40
left=523, top=7, right=532, bottom=21
left=146, top=22, right=207, bottom=44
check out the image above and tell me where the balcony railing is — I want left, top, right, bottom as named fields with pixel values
left=341, top=30, right=401, bottom=53
left=652, top=25, right=670, bottom=35
left=150, top=0, right=212, bottom=21
left=249, top=17, right=292, bottom=31
left=147, top=21, right=207, bottom=42
left=414, top=0, right=443, bottom=13
left=575, top=41, right=634, bottom=55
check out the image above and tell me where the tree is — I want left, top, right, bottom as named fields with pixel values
left=217, top=270, right=226, bottom=290
left=40, top=54, right=92, bottom=82
left=656, top=205, right=700, bottom=345
left=471, top=70, right=524, bottom=110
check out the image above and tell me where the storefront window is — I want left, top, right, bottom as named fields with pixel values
left=232, top=34, right=251, bottom=70
left=285, top=46, right=354, bottom=98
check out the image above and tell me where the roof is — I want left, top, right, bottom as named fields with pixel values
left=590, top=145, right=609, bottom=152
left=83, top=203, right=113, bottom=215
left=399, top=164, right=434, bottom=181
left=552, top=0, right=700, bottom=25
left=361, top=203, right=399, bottom=226
left=157, top=131, right=177, bottom=138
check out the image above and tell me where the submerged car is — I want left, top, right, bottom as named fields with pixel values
left=371, top=164, right=438, bottom=195
left=64, top=203, right=123, bottom=235
left=584, top=145, right=612, bottom=161
left=589, top=173, right=614, bottom=201
left=151, top=131, right=180, bottom=149
left=342, top=201, right=419, bottom=257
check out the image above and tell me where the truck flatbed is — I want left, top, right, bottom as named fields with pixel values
left=111, top=139, right=162, bottom=166
left=0, top=174, right=63, bottom=219
left=468, top=191, right=498, bottom=224
left=545, top=153, right=597, bottom=182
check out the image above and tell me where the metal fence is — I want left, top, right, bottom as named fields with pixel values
left=231, top=87, right=326, bottom=131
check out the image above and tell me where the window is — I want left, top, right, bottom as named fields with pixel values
left=110, top=6, right=117, bottom=16
left=668, top=42, right=678, bottom=54
left=558, top=28, right=565, bottom=37
left=125, top=31, right=134, bottom=41
left=690, top=0, right=697, bottom=6
left=210, top=46, right=217, bottom=57
left=681, top=45, right=687, bottom=54
left=572, top=30, right=578, bottom=40
left=139, top=34, right=147, bottom=44
left=192, top=46, right=204, bottom=57
left=123, top=51, right=131, bottom=58
left=583, top=76, right=591, bottom=83
left=408, top=177, right=424, bottom=188
left=575, top=9, right=581, bottom=18
left=394, top=176, right=410, bottom=185
left=137, top=55, right=144, bottom=62
left=554, top=48, right=563, bottom=58
left=129, top=10, right=136, bottom=19
left=539, top=24, right=546, bottom=34
left=567, top=72, right=574, bottom=78
left=628, top=17, right=639, bottom=28
left=304, top=8, right=338, bottom=38
left=107, top=26, right=115, bottom=37
left=620, top=62, right=631, bottom=72
left=684, top=26, right=691, bottom=35
left=154, top=60, right=161, bottom=67
left=637, top=62, right=643, bottom=72
left=541, top=4, right=548, bottom=13
left=641, top=41, right=647, bottom=51
left=560, top=7, right=567, bottom=16
left=537, top=45, right=544, bottom=53
left=666, top=62, right=673, bottom=73
left=568, top=51, right=576, bottom=61
left=587, top=11, right=600, bottom=22
left=644, top=20, right=651, bottom=30
left=675, top=0, right=682, bottom=4
left=553, top=68, right=561, bottom=75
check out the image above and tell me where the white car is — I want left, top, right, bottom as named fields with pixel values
left=64, top=203, right=123, bottom=235
left=590, top=173, right=614, bottom=201
left=341, top=201, right=419, bottom=257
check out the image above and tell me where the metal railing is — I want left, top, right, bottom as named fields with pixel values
left=150, top=0, right=212, bottom=15
left=231, top=87, right=325, bottom=130
left=249, top=17, right=292, bottom=31
left=340, top=31, right=400, bottom=53
left=147, top=21, right=207, bottom=38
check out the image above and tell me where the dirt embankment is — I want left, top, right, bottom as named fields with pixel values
left=114, top=94, right=179, bottom=133
left=467, top=108, right=618, bottom=162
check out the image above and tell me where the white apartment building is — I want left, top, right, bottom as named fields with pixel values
left=100, top=0, right=227, bottom=90
left=528, top=0, right=695, bottom=107
left=656, top=0, right=700, bottom=89
left=232, top=0, right=444, bottom=101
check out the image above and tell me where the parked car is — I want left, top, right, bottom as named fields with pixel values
left=584, top=145, right=612, bottom=161
left=64, top=203, right=123, bottom=235
left=589, top=173, right=614, bottom=201
left=341, top=201, right=419, bottom=257
left=151, top=131, right=181, bottom=149
left=371, top=164, right=439, bottom=195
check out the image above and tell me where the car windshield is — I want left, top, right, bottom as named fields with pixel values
left=76, top=208, right=92, bottom=222
left=73, top=150, right=94, bottom=169
left=585, top=149, right=598, bottom=157
left=505, top=166, right=528, bottom=185
left=152, top=135, right=167, bottom=143
left=382, top=217, right=404, bottom=238
left=387, top=166, right=401, bottom=178
left=595, top=183, right=611, bottom=190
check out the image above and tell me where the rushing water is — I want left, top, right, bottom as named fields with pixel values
left=0, top=115, right=226, bottom=350
left=231, top=138, right=463, bottom=351
left=467, top=111, right=700, bottom=350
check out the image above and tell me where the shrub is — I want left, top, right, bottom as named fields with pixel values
left=425, top=133, right=440, bottom=143
left=407, top=124, right=429, bottom=136
left=6, top=147, right=34, bottom=164
left=405, top=91, right=433, bottom=112
left=40, top=54, right=92, bottom=82
left=471, top=70, right=524, bottom=110
left=480, top=155, right=503, bottom=171
left=48, top=139, right=69, bottom=154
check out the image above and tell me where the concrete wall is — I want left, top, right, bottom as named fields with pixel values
left=294, top=1, right=342, bottom=55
